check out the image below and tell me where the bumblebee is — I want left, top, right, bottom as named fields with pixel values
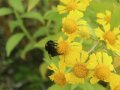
left=45, top=40, right=60, bottom=57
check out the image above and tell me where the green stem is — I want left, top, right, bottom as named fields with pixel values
left=14, top=10, right=35, bottom=43
left=88, top=41, right=99, bottom=54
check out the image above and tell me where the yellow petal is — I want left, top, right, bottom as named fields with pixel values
left=95, top=27, right=104, bottom=40
left=57, top=5, right=67, bottom=14
left=108, top=73, right=120, bottom=90
left=90, top=77, right=99, bottom=84
left=48, top=63, right=58, bottom=72
left=106, top=10, right=111, bottom=17
left=80, top=51, right=88, bottom=63
left=60, top=0, right=69, bottom=4
left=97, top=13, right=105, bottom=18
left=113, top=28, right=120, bottom=35
left=65, top=73, right=84, bottom=84
left=68, top=10, right=83, bottom=21
left=96, top=52, right=102, bottom=64
left=102, top=52, right=112, bottom=65
left=103, top=24, right=110, bottom=32
left=87, top=53, right=97, bottom=69
left=59, top=60, right=66, bottom=72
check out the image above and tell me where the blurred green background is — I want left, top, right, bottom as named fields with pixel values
left=0, top=0, right=120, bottom=90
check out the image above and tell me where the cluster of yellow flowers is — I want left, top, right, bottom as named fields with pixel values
left=47, top=0, right=120, bottom=90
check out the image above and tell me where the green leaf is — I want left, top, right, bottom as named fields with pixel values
left=8, top=0, right=24, bottom=13
left=22, top=11, right=44, bottom=23
left=33, top=27, right=47, bottom=39
left=48, top=84, right=71, bottom=90
left=73, top=83, right=106, bottom=90
left=93, top=84, right=106, bottom=90
left=111, top=3, right=120, bottom=27
left=44, top=10, right=62, bottom=22
left=28, top=0, right=40, bottom=11
left=0, top=8, right=12, bottom=16
left=9, top=20, right=21, bottom=32
left=39, top=62, right=48, bottom=81
left=6, top=33, right=25, bottom=56
left=78, top=82, right=94, bottom=90
left=20, top=42, right=35, bottom=59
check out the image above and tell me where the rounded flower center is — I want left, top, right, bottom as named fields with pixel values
left=103, top=31, right=116, bottom=45
left=95, top=65, right=111, bottom=80
left=73, top=64, right=89, bottom=78
left=79, top=28, right=90, bottom=39
left=54, top=72, right=66, bottom=86
left=114, top=85, right=120, bottom=90
left=57, top=41, right=70, bottom=55
left=63, top=19, right=78, bottom=34
left=66, top=2, right=77, bottom=11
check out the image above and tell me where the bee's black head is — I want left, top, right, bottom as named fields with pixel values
left=45, top=40, right=59, bottom=57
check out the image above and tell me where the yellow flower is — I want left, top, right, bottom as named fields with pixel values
left=65, top=51, right=91, bottom=84
left=88, top=52, right=114, bottom=84
left=62, top=10, right=86, bottom=36
left=96, top=10, right=111, bottom=25
left=57, top=37, right=82, bottom=66
left=57, top=0, right=92, bottom=14
left=48, top=60, right=67, bottom=86
left=79, top=26, right=91, bottom=39
left=95, top=24, right=120, bottom=53
left=108, top=73, right=120, bottom=90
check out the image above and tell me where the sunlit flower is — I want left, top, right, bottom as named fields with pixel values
left=95, top=24, right=120, bottom=53
left=48, top=61, right=67, bottom=86
left=96, top=10, right=111, bottom=25
left=57, top=0, right=92, bottom=14
left=57, top=37, right=82, bottom=66
left=79, top=26, right=91, bottom=39
left=108, top=73, right=120, bottom=90
left=88, top=52, right=114, bottom=84
left=65, top=51, right=91, bottom=84
left=62, top=10, right=86, bottom=37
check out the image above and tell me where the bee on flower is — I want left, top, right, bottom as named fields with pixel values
left=57, top=37, right=82, bottom=66
left=57, top=0, right=92, bottom=14
left=96, top=10, right=111, bottom=25
left=95, top=24, right=120, bottom=53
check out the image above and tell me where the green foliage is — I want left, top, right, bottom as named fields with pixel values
left=8, top=0, right=25, bottom=13
left=22, top=11, right=44, bottom=23
left=6, top=33, right=25, bottom=56
left=9, top=20, right=21, bottom=32
left=0, top=0, right=120, bottom=89
left=48, top=83, right=106, bottom=90
left=20, top=42, right=35, bottom=59
left=33, top=27, right=47, bottom=39
left=39, top=62, right=48, bottom=81
left=48, top=84, right=71, bottom=90
left=44, top=10, right=62, bottom=22
left=28, top=0, right=40, bottom=12
left=0, top=8, right=12, bottom=16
